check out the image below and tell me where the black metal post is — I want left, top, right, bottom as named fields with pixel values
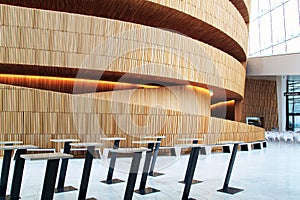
left=181, top=147, right=200, bottom=200
left=217, top=143, right=243, bottom=194
left=180, top=140, right=202, bottom=185
left=78, top=146, right=95, bottom=200
left=101, top=140, right=124, bottom=184
left=149, top=138, right=163, bottom=177
left=55, top=142, right=76, bottom=193
left=41, top=159, right=60, bottom=200
left=135, top=143, right=160, bottom=195
left=0, top=150, right=13, bottom=198
left=10, top=149, right=27, bottom=200
left=124, top=152, right=142, bottom=200
left=182, top=147, right=195, bottom=183
left=138, top=143, right=154, bottom=192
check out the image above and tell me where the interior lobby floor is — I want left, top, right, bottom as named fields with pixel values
left=1, top=142, right=300, bottom=200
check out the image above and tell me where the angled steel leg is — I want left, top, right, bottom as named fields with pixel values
left=124, top=152, right=142, bottom=200
left=55, top=142, right=77, bottom=193
left=0, top=150, right=13, bottom=199
left=181, top=147, right=200, bottom=200
left=217, top=143, right=243, bottom=194
left=179, top=140, right=202, bottom=185
left=41, top=159, right=60, bottom=200
left=9, top=149, right=27, bottom=200
left=135, top=143, right=160, bottom=195
left=78, top=146, right=96, bottom=200
left=149, top=138, right=164, bottom=177
left=101, top=140, right=124, bottom=184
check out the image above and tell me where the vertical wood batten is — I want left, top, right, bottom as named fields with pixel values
left=0, top=84, right=264, bottom=156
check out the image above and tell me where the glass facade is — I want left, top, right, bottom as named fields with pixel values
left=249, top=0, right=300, bottom=57
left=286, top=76, right=300, bottom=131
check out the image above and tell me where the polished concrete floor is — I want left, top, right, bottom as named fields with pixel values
left=1, top=142, right=300, bottom=200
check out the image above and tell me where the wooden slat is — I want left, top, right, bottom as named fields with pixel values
left=0, top=0, right=248, bottom=61
left=241, top=79, right=278, bottom=130
left=0, top=5, right=246, bottom=99
left=0, top=84, right=265, bottom=156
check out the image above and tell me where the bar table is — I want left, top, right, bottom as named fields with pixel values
left=109, top=148, right=149, bottom=200
left=0, top=141, right=23, bottom=161
left=217, top=142, right=244, bottom=194
left=70, top=142, right=103, bottom=200
left=100, top=137, right=126, bottom=184
left=132, top=140, right=161, bottom=195
left=50, top=139, right=79, bottom=193
left=21, top=153, right=73, bottom=200
left=141, top=136, right=166, bottom=177
left=0, top=141, right=23, bottom=200
left=0, top=141, right=23, bottom=146
left=177, top=138, right=203, bottom=185
left=175, top=144, right=202, bottom=200
left=0, top=144, right=37, bottom=200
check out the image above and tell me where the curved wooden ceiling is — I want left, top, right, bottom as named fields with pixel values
left=229, top=0, right=250, bottom=23
left=0, top=0, right=247, bottom=61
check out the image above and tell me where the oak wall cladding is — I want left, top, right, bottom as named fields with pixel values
left=0, top=4, right=246, bottom=99
left=0, top=1, right=265, bottom=157
left=241, top=79, right=278, bottom=130
left=82, top=85, right=211, bottom=116
left=0, top=0, right=249, bottom=61
left=0, top=84, right=264, bottom=155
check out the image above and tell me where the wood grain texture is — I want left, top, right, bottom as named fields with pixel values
left=229, top=0, right=250, bottom=23
left=146, top=0, right=248, bottom=56
left=0, top=0, right=248, bottom=61
left=81, top=85, right=211, bottom=116
left=0, top=84, right=264, bottom=156
left=0, top=1, right=258, bottom=157
left=241, top=79, right=279, bottom=130
left=0, top=5, right=246, bottom=99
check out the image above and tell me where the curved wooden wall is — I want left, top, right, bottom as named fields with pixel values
left=0, top=84, right=265, bottom=153
left=0, top=1, right=265, bottom=154
left=150, top=0, right=248, bottom=55
left=0, top=4, right=246, bottom=99
left=0, top=0, right=248, bottom=61
left=229, top=0, right=251, bottom=23
left=81, top=85, right=211, bottom=116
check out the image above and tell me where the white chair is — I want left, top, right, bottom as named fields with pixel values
left=293, top=133, right=300, bottom=143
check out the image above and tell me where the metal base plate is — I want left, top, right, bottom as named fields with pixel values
left=134, top=187, right=160, bottom=195
left=149, top=172, right=165, bottom=177
left=100, top=178, right=125, bottom=185
left=217, top=187, right=244, bottom=194
left=178, top=179, right=203, bottom=184
left=54, top=186, right=78, bottom=193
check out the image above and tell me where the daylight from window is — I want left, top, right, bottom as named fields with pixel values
left=249, top=0, right=300, bottom=57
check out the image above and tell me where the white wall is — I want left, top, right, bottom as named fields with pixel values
left=247, top=53, right=300, bottom=76
left=247, top=53, right=300, bottom=131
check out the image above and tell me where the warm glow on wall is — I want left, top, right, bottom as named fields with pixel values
left=211, top=100, right=235, bottom=120
left=186, top=85, right=211, bottom=96
left=211, top=100, right=235, bottom=109
left=0, top=74, right=160, bottom=93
